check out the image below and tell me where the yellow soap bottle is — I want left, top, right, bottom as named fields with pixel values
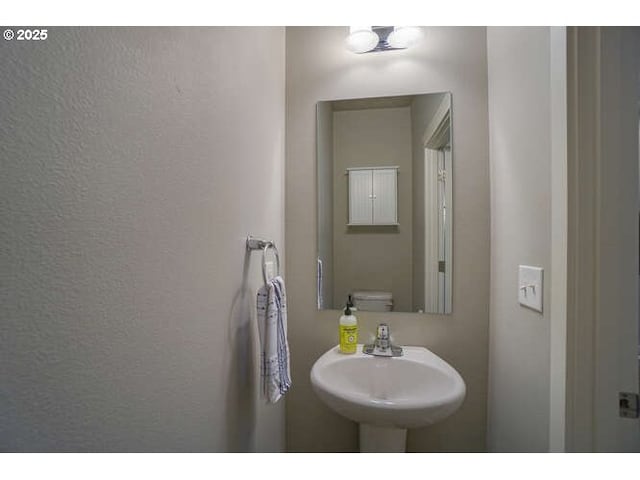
left=339, top=299, right=358, bottom=354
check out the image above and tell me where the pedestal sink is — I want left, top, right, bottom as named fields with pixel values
left=310, top=344, right=466, bottom=452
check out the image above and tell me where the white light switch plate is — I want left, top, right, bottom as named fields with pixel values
left=518, top=265, right=543, bottom=313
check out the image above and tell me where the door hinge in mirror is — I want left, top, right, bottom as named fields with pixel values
left=619, top=392, right=639, bottom=418
left=438, top=261, right=446, bottom=273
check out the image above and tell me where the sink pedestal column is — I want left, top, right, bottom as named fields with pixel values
left=359, top=424, right=407, bottom=452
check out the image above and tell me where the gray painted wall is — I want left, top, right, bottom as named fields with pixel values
left=332, top=107, right=413, bottom=311
left=486, top=27, right=552, bottom=452
left=0, top=27, right=286, bottom=452
left=285, top=26, right=490, bottom=452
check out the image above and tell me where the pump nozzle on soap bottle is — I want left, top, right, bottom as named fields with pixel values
left=345, top=294, right=356, bottom=313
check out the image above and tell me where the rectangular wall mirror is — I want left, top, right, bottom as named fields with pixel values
left=316, top=92, right=453, bottom=314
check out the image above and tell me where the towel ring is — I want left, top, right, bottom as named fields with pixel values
left=262, top=242, right=280, bottom=285
left=246, top=235, right=281, bottom=284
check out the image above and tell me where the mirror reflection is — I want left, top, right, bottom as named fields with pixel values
left=317, top=92, right=452, bottom=314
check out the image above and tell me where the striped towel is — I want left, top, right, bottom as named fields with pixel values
left=257, top=276, right=291, bottom=403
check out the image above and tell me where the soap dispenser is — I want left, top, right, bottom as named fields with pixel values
left=339, top=298, right=358, bottom=354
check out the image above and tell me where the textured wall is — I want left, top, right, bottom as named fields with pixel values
left=486, top=27, right=552, bottom=452
left=0, top=27, right=286, bottom=452
left=285, top=26, right=490, bottom=452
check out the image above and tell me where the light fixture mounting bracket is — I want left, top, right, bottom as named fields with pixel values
left=370, top=26, right=405, bottom=53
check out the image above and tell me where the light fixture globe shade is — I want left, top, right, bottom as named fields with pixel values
left=346, top=26, right=379, bottom=53
left=387, top=26, right=421, bottom=49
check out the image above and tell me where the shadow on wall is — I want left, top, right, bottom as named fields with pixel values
left=224, top=250, right=258, bottom=452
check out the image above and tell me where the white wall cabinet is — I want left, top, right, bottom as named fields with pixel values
left=347, top=167, right=398, bottom=225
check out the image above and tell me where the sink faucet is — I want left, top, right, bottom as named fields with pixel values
left=363, top=323, right=403, bottom=357
left=375, top=323, right=390, bottom=350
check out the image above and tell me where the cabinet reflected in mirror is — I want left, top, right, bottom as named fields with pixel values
left=317, top=92, right=452, bottom=314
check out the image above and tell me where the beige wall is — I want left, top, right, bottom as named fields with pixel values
left=285, top=26, right=490, bottom=452
left=332, top=107, right=413, bottom=311
left=486, top=27, right=552, bottom=452
left=0, top=27, right=286, bottom=452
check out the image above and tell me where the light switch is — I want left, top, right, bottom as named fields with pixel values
left=518, top=265, right=543, bottom=313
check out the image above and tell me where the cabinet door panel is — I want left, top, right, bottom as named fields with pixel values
left=372, top=168, right=397, bottom=224
left=348, top=170, right=373, bottom=224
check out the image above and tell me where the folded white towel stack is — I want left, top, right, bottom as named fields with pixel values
left=257, top=275, right=291, bottom=403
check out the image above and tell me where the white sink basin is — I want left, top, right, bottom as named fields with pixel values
left=310, top=344, right=465, bottom=451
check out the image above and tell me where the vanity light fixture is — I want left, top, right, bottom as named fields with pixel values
left=345, top=26, right=421, bottom=54
left=387, top=26, right=421, bottom=49
left=345, top=26, right=380, bottom=54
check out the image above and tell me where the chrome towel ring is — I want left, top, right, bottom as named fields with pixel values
left=246, top=235, right=281, bottom=284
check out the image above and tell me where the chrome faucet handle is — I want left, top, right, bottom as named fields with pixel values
left=363, top=322, right=403, bottom=357
left=377, top=323, right=389, bottom=340
left=375, top=323, right=390, bottom=350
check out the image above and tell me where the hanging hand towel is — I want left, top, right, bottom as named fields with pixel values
left=257, top=275, right=291, bottom=403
